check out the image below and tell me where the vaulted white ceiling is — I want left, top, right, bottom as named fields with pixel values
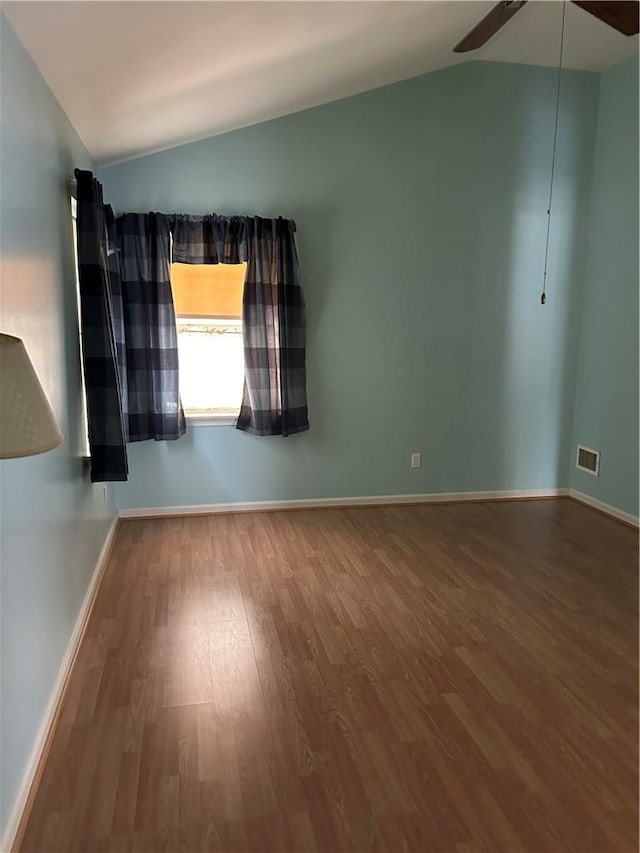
left=3, top=1, right=638, bottom=165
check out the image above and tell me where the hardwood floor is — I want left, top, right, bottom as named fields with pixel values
left=18, top=499, right=638, bottom=853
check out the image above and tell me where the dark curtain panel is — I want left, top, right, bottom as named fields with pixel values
left=169, top=214, right=309, bottom=437
left=238, top=217, right=309, bottom=436
left=117, top=213, right=186, bottom=442
left=74, top=169, right=128, bottom=482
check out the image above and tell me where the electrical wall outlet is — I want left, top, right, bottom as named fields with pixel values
left=411, top=452, right=421, bottom=469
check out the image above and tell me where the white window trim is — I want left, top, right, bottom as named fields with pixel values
left=71, top=194, right=92, bottom=459
left=186, top=412, right=239, bottom=427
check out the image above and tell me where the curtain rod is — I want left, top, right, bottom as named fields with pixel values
left=67, top=177, right=295, bottom=227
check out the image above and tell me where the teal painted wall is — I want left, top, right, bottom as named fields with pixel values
left=570, top=56, right=639, bottom=516
left=101, top=62, right=599, bottom=510
left=0, top=16, right=116, bottom=835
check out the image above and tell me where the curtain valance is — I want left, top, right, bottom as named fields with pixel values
left=171, top=214, right=297, bottom=266
left=172, top=214, right=248, bottom=264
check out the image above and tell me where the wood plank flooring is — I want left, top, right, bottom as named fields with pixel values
left=18, top=499, right=638, bottom=853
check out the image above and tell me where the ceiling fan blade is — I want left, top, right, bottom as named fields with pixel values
left=453, top=1, right=528, bottom=52
left=572, top=1, right=639, bottom=35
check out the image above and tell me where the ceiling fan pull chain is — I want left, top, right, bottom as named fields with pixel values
left=541, top=0, right=567, bottom=306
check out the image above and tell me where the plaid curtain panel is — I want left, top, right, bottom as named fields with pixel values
left=239, top=217, right=308, bottom=436
left=74, top=170, right=128, bottom=482
left=169, top=214, right=309, bottom=437
left=116, top=213, right=186, bottom=442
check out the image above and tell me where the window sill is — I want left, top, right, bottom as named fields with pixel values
left=186, top=413, right=239, bottom=427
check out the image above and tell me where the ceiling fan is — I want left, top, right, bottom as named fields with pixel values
left=454, top=1, right=639, bottom=52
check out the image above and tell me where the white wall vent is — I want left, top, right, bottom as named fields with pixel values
left=576, top=445, right=600, bottom=477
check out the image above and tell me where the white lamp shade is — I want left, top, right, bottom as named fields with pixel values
left=0, top=334, right=63, bottom=458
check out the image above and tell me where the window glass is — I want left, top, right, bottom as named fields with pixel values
left=171, top=264, right=246, bottom=417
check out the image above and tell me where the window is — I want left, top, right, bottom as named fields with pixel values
left=171, top=262, right=246, bottom=423
left=71, top=194, right=91, bottom=457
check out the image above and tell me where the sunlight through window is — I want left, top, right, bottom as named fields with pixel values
left=171, top=262, right=246, bottom=419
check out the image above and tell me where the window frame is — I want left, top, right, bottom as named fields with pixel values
left=71, top=194, right=93, bottom=456
left=187, top=412, right=238, bottom=428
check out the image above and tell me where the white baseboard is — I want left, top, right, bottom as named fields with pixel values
left=568, top=489, right=639, bottom=528
left=1, top=514, right=119, bottom=853
left=117, top=488, right=636, bottom=529
left=118, top=488, right=569, bottom=519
